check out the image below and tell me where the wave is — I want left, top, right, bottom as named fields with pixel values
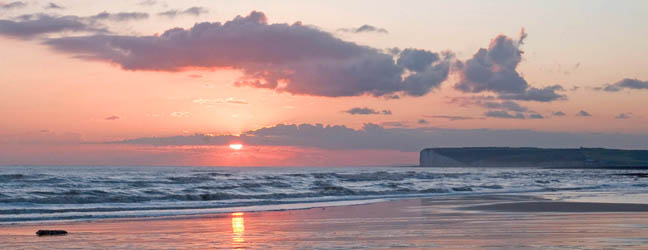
left=1, top=166, right=646, bottom=224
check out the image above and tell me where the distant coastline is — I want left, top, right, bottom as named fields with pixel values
left=420, top=147, right=648, bottom=169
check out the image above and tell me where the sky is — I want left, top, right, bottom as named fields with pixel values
left=1, top=0, right=647, bottom=166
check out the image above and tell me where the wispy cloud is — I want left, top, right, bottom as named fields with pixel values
left=193, top=98, right=248, bottom=105
left=158, top=6, right=208, bottom=18
left=423, top=115, right=475, bottom=121
left=338, top=24, right=388, bottom=34
left=45, top=2, right=64, bottom=9
left=0, top=1, right=26, bottom=10
left=615, top=113, right=632, bottom=119
left=344, top=107, right=391, bottom=115
left=599, top=78, right=648, bottom=92
left=170, top=111, right=189, bottom=118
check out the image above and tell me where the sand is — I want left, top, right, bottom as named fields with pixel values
left=1, top=195, right=648, bottom=249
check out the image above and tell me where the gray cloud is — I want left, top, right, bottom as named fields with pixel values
left=112, top=123, right=648, bottom=151
left=0, top=14, right=107, bottom=39
left=484, top=110, right=525, bottom=119
left=380, top=121, right=408, bottom=127
left=528, top=113, right=544, bottom=119
left=45, top=2, right=64, bottom=9
left=499, top=85, right=566, bottom=102
left=44, top=11, right=452, bottom=98
left=577, top=110, right=591, bottom=117
left=338, top=24, right=388, bottom=34
left=1, top=1, right=25, bottom=10
left=552, top=111, right=566, bottom=116
left=450, top=96, right=528, bottom=112
left=482, top=100, right=528, bottom=112
left=454, top=29, right=565, bottom=102
left=105, top=115, right=120, bottom=120
left=89, top=11, right=149, bottom=22
left=158, top=6, right=208, bottom=18
left=417, top=119, right=428, bottom=124
left=601, top=78, right=648, bottom=92
left=344, top=107, right=391, bottom=115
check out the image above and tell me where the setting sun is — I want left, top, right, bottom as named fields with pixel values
left=229, top=144, right=244, bottom=150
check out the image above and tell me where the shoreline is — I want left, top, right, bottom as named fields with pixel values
left=2, top=195, right=648, bottom=249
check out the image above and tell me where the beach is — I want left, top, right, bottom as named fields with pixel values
left=2, top=195, right=648, bottom=249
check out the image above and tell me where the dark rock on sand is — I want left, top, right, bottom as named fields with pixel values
left=36, top=230, right=68, bottom=236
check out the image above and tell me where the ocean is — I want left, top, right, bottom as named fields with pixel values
left=1, top=165, right=647, bottom=224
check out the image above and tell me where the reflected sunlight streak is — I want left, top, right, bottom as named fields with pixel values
left=232, top=212, right=245, bottom=244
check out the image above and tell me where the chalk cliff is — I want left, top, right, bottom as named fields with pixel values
left=420, top=147, right=648, bottom=168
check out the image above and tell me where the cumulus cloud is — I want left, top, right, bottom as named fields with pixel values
left=105, top=115, right=120, bottom=120
left=112, top=123, right=648, bottom=151
left=338, top=24, right=388, bottom=34
left=344, top=107, right=391, bottom=115
left=1, top=1, right=25, bottom=10
left=600, top=78, right=648, bottom=92
left=45, top=2, right=64, bottom=9
left=44, top=11, right=452, bottom=98
left=0, top=13, right=107, bottom=39
left=158, top=7, right=208, bottom=18
left=454, top=29, right=565, bottom=102
left=89, top=11, right=149, bottom=22
left=577, top=110, right=591, bottom=117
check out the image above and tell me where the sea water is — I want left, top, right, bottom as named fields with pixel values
left=1, top=165, right=646, bottom=224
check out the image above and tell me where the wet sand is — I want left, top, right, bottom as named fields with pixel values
left=2, top=195, right=648, bottom=249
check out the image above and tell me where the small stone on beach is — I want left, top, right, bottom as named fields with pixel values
left=36, top=230, right=68, bottom=236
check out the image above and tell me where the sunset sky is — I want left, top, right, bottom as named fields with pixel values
left=1, top=0, right=647, bottom=166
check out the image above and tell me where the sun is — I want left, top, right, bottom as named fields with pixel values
left=229, top=144, right=243, bottom=150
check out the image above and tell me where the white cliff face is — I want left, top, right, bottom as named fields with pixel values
left=419, top=149, right=465, bottom=167
left=420, top=147, right=648, bottom=168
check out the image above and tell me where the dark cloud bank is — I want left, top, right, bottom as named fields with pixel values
left=114, top=123, right=648, bottom=151
left=40, top=11, right=452, bottom=98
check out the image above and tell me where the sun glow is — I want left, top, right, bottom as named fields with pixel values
left=229, top=144, right=243, bottom=150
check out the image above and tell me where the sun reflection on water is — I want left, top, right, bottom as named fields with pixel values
left=232, top=212, right=245, bottom=244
